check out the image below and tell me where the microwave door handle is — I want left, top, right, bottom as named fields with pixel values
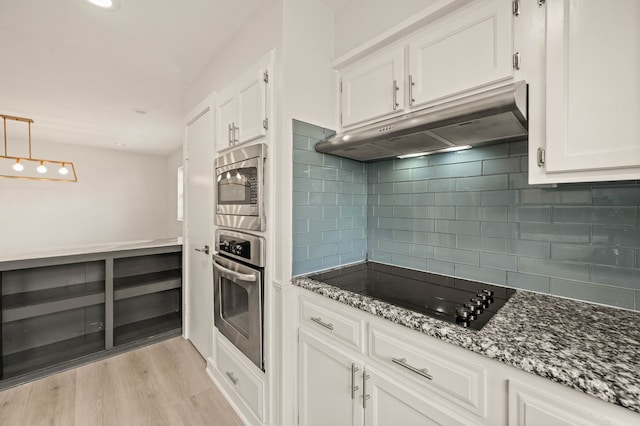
left=213, top=261, right=257, bottom=282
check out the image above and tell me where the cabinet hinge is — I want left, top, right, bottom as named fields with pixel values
left=537, top=148, right=545, bottom=167
left=538, top=0, right=546, bottom=6
left=263, top=117, right=269, bottom=130
left=263, top=70, right=269, bottom=83
left=512, top=0, right=520, bottom=16
left=513, top=52, right=521, bottom=70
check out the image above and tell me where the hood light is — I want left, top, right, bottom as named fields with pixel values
left=397, top=145, right=472, bottom=159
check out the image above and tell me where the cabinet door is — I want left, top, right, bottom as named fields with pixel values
left=508, top=380, right=615, bottom=426
left=364, top=366, right=474, bottom=426
left=236, top=68, right=267, bottom=144
left=544, top=0, right=640, bottom=174
left=299, top=329, right=364, bottom=426
left=408, top=0, right=513, bottom=108
left=216, top=88, right=235, bottom=152
left=340, top=47, right=405, bottom=127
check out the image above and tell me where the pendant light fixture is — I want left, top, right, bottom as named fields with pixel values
left=1, top=114, right=78, bottom=182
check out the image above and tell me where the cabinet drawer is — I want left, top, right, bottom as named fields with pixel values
left=369, top=324, right=486, bottom=416
left=216, top=337, right=265, bottom=422
left=299, top=294, right=365, bottom=353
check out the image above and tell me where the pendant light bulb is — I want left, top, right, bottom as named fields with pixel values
left=236, top=171, right=242, bottom=180
left=226, top=171, right=231, bottom=180
left=217, top=174, right=222, bottom=183
left=13, top=159, right=24, bottom=172
left=37, top=161, right=47, bottom=173
left=59, top=163, right=69, bottom=175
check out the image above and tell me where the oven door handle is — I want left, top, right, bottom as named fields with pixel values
left=213, top=260, right=257, bottom=282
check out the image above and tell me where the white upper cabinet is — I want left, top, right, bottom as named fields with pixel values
left=340, top=46, right=405, bottom=128
left=407, top=0, right=514, bottom=108
left=237, top=69, right=268, bottom=143
left=215, top=58, right=270, bottom=153
left=216, top=88, right=236, bottom=152
left=335, top=0, right=515, bottom=130
left=542, top=0, right=640, bottom=177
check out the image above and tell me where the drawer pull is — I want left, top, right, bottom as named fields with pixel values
left=391, top=357, right=433, bottom=381
left=310, top=316, right=334, bottom=330
left=226, top=371, right=239, bottom=385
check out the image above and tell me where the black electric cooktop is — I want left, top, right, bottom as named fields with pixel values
left=308, top=262, right=515, bottom=331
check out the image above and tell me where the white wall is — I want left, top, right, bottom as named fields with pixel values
left=276, top=0, right=337, bottom=283
left=333, top=0, right=438, bottom=57
left=0, top=142, right=173, bottom=256
left=183, top=0, right=283, bottom=113
left=166, top=147, right=183, bottom=238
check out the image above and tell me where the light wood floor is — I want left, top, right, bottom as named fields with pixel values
left=0, top=337, right=244, bottom=426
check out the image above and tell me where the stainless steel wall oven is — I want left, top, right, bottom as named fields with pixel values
left=213, top=229, right=265, bottom=371
left=214, top=143, right=267, bottom=232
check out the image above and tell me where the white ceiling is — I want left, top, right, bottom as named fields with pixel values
left=0, top=0, right=263, bottom=156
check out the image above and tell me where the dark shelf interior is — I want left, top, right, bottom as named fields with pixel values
left=1, top=331, right=105, bottom=379
left=114, top=312, right=181, bottom=347
left=2, top=281, right=105, bottom=310
left=1, top=249, right=182, bottom=383
left=114, top=270, right=181, bottom=300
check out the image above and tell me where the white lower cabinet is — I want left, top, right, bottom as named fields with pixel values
left=298, top=330, right=364, bottom=426
left=364, top=366, right=472, bottom=426
left=213, top=334, right=266, bottom=425
left=298, top=329, right=472, bottom=426
left=297, top=289, right=640, bottom=426
left=298, top=292, right=480, bottom=426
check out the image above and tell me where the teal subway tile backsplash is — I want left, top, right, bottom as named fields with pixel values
left=291, top=120, right=640, bottom=310
left=291, top=120, right=366, bottom=276
left=550, top=278, right=635, bottom=310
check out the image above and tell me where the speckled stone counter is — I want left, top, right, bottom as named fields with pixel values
left=292, top=274, right=640, bottom=414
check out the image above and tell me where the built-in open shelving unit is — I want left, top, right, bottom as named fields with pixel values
left=113, top=251, right=182, bottom=346
left=0, top=244, right=182, bottom=385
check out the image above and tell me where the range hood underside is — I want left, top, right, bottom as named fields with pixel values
left=316, top=82, right=528, bottom=162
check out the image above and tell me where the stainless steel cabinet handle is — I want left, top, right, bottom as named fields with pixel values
left=233, top=124, right=239, bottom=143
left=213, top=261, right=257, bottom=282
left=391, top=357, right=433, bottom=380
left=351, top=364, right=360, bottom=400
left=362, top=372, right=370, bottom=408
left=392, top=80, right=399, bottom=110
left=226, top=371, right=239, bottom=385
left=310, top=316, right=334, bottom=330
left=409, top=75, right=415, bottom=106
left=194, top=245, right=210, bottom=255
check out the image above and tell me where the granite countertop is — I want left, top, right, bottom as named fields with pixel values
left=292, top=274, right=640, bottom=414
left=0, top=237, right=183, bottom=263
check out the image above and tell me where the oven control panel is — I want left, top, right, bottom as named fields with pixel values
left=215, top=229, right=265, bottom=268
left=218, top=238, right=251, bottom=260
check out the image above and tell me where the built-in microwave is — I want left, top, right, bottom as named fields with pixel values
left=214, top=143, right=267, bottom=231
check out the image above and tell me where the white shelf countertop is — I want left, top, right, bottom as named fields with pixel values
left=0, top=237, right=183, bottom=263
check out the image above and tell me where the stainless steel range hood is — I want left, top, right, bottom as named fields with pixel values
left=315, top=81, right=528, bottom=162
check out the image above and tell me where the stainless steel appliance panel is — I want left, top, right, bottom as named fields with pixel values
left=214, top=143, right=267, bottom=231
left=213, top=253, right=263, bottom=370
